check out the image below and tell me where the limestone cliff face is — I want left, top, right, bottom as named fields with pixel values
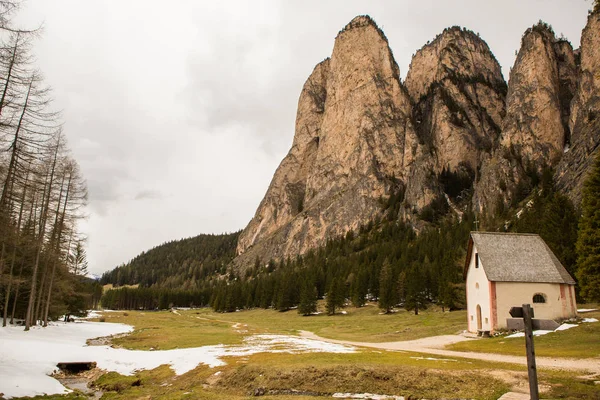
left=236, top=60, right=329, bottom=255
left=569, top=10, right=600, bottom=134
left=473, top=23, right=578, bottom=214
left=235, top=14, right=600, bottom=269
left=499, top=25, right=576, bottom=165
left=405, top=27, right=506, bottom=173
left=304, top=16, right=413, bottom=208
left=402, top=27, right=506, bottom=216
left=556, top=10, right=600, bottom=203
left=235, top=16, right=415, bottom=265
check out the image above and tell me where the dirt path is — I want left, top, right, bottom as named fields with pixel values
left=298, top=331, right=600, bottom=374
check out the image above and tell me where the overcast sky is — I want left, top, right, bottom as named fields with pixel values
left=15, top=0, right=590, bottom=275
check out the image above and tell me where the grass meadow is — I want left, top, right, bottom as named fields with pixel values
left=19, top=303, right=600, bottom=400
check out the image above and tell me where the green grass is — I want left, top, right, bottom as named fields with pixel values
left=75, top=351, right=600, bottom=400
left=188, top=302, right=467, bottom=343
left=542, top=370, right=600, bottom=399
left=15, top=305, right=600, bottom=400
left=93, top=303, right=466, bottom=350
left=447, top=308, right=600, bottom=358
left=92, top=310, right=246, bottom=350
left=87, top=351, right=512, bottom=400
left=93, top=372, right=141, bottom=392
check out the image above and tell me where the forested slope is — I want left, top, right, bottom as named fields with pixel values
left=100, top=171, right=581, bottom=312
left=100, top=232, right=240, bottom=289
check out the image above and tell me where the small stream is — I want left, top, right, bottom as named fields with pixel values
left=57, top=375, right=103, bottom=399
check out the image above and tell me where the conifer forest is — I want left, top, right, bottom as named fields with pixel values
left=0, top=1, right=100, bottom=329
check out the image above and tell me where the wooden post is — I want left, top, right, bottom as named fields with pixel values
left=522, top=303, right=539, bottom=400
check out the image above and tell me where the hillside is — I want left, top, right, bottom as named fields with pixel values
left=100, top=232, right=240, bottom=289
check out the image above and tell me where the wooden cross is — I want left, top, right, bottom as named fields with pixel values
left=474, top=216, right=480, bottom=231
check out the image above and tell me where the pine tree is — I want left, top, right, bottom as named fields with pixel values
left=405, top=266, right=427, bottom=315
left=298, top=279, right=317, bottom=316
left=326, top=276, right=344, bottom=315
left=71, top=240, right=88, bottom=276
left=276, top=273, right=294, bottom=311
left=397, top=270, right=407, bottom=304
left=540, top=193, right=578, bottom=277
left=378, top=259, right=396, bottom=313
left=576, top=152, right=600, bottom=302
left=350, top=268, right=368, bottom=307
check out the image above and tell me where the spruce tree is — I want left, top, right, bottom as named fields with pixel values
left=298, top=279, right=317, bottom=316
left=378, top=259, right=396, bottom=313
left=351, top=268, right=368, bottom=307
left=405, top=266, right=427, bottom=315
left=397, top=270, right=407, bottom=304
left=326, top=277, right=344, bottom=315
left=276, top=274, right=294, bottom=311
left=576, top=152, right=600, bottom=302
left=540, top=193, right=578, bottom=277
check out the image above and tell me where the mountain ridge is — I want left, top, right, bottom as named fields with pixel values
left=235, top=12, right=599, bottom=269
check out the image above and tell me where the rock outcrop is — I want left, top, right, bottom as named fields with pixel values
left=474, top=23, right=579, bottom=215
left=405, top=27, right=506, bottom=172
left=500, top=24, right=576, bottom=165
left=235, top=59, right=329, bottom=255
left=235, top=16, right=416, bottom=266
left=556, top=9, right=600, bottom=203
left=403, top=27, right=506, bottom=216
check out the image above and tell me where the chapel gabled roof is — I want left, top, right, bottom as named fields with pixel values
left=464, top=232, right=575, bottom=284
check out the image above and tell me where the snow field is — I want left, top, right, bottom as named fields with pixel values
left=0, top=319, right=354, bottom=399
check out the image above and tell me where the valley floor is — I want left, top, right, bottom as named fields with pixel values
left=1, top=304, right=598, bottom=400
left=299, top=328, right=600, bottom=374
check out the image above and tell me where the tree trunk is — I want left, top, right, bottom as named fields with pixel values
left=12, top=184, right=37, bottom=324
left=43, top=171, right=71, bottom=326
left=2, top=174, right=29, bottom=326
left=9, top=260, right=24, bottom=324
left=25, top=132, right=61, bottom=331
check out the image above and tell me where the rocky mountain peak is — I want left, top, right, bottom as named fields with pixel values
left=341, top=15, right=378, bottom=30
left=234, top=12, right=600, bottom=269
left=403, top=25, right=506, bottom=189
left=555, top=9, right=600, bottom=203
left=406, top=26, right=505, bottom=103
left=499, top=21, right=576, bottom=165
left=235, top=15, right=415, bottom=267
left=473, top=21, right=582, bottom=215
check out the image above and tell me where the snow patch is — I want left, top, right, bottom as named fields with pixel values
left=582, top=318, right=598, bottom=323
left=84, top=310, right=103, bottom=319
left=0, top=321, right=354, bottom=399
left=506, top=330, right=552, bottom=338
left=555, top=323, right=578, bottom=331
left=506, top=322, right=580, bottom=338
left=577, top=308, right=598, bottom=313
